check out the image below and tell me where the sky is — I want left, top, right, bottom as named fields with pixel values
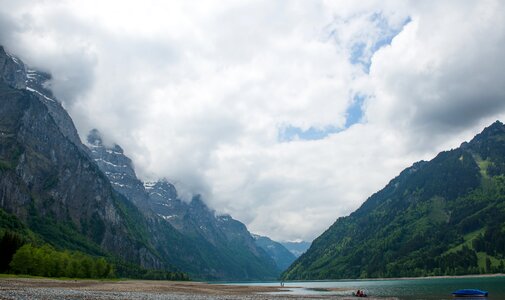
left=1, top=0, right=505, bottom=242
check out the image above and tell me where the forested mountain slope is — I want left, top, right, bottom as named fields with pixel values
left=283, top=121, right=505, bottom=279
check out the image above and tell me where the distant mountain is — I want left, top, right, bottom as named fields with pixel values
left=252, top=234, right=297, bottom=271
left=87, top=130, right=279, bottom=280
left=281, top=241, right=311, bottom=257
left=283, top=121, right=505, bottom=280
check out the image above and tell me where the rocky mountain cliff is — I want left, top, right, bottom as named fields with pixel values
left=0, top=46, right=164, bottom=270
left=86, top=130, right=279, bottom=279
left=87, top=130, right=152, bottom=213
left=283, top=121, right=505, bottom=280
left=0, top=48, right=86, bottom=152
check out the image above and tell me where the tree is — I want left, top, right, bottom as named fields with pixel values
left=9, top=244, right=35, bottom=275
left=486, top=257, right=492, bottom=273
left=0, top=231, right=25, bottom=272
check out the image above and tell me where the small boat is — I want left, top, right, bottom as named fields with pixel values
left=451, top=289, right=488, bottom=297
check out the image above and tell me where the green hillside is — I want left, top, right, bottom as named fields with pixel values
left=283, top=121, right=505, bottom=280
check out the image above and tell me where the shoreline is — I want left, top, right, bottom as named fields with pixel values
left=277, top=273, right=505, bottom=283
left=0, top=277, right=395, bottom=299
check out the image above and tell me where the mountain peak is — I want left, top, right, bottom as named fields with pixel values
left=190, top=194, right=207, bottom=208
left=87, top=129, right=103, bottom=146
left=479, top=120, right=505, bottom=136
left=144, top=179, right=178, bottom=201
left=86, top=129, right=124, bottom=154
left=490, top=119, right=504, bottom=127
left=467, top=120, right=505, bottom=149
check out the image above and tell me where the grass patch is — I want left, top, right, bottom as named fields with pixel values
left=429, top=196, right=449, bottom=223
left=444, top=229, right=485, bottom=255
left=0, top=273, right=41, bottom=279
left=475, top=156, right=492, bottom=178
left=0, top=273, right=122, bottom=281
left=476, top=252, right=504, bottom=270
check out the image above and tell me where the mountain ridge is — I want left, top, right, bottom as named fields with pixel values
left=283, top=121, right=505, bottom=280
left=86, top=129, right=280, bottom=280
left=0, top=45, right=279, bottom=280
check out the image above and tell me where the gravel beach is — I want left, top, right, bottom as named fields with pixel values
left=0, top=278, right=399, bottom=299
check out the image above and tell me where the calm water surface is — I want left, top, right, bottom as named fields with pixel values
left=223, top=276, right=505, bottom=299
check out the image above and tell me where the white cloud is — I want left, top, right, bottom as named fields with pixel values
left=1, top=0, right=504, bottom=241
left=367, top=0, right=505, bottom=151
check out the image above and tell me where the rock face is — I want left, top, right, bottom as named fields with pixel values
left=252, top=234, right=297, bottom=271
left=147, top=184, right=280, bottom=279
left=0, top=46, right=162, bottom=270
left=0, top=49, right=27, bottom=89
left=87, top=130, right=151, bottom=212
left=283, top=121, right=505, bottom=280
left=0, top=48, right=84, bottom=151
left=87, top=130, right=280, bottom=280
left=146, top=179, right=257, bottom=252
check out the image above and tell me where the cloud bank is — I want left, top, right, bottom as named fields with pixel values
left=1, top=0, right=504, bottom=241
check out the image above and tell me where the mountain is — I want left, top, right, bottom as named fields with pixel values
left=0, top=45, right=278, bottom=280
left=0, top=46, right=165, bottom=271
left=283, top=121, right=505, bottom=280
left=281, top=241, right=311, bottom=258
left=87, top=130, right=279, bottom=280
left=252, top=234, right=297, bottom=271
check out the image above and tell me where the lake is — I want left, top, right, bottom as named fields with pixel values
left=223, top=276, right=505, bottom=299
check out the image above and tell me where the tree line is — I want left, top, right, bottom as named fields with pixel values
left=0, top=230, right=189, bottom=280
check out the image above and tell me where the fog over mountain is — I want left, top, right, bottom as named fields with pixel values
left=1, top=0, right=504, bottom=241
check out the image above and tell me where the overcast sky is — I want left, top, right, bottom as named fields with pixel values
left=1, top=0, right=505, bottom=242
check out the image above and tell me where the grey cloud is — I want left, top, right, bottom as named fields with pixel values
left=0, top=12, right=18, bottom=45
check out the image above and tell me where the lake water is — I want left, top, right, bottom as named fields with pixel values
left=223, top=276, right=505, bottom=299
